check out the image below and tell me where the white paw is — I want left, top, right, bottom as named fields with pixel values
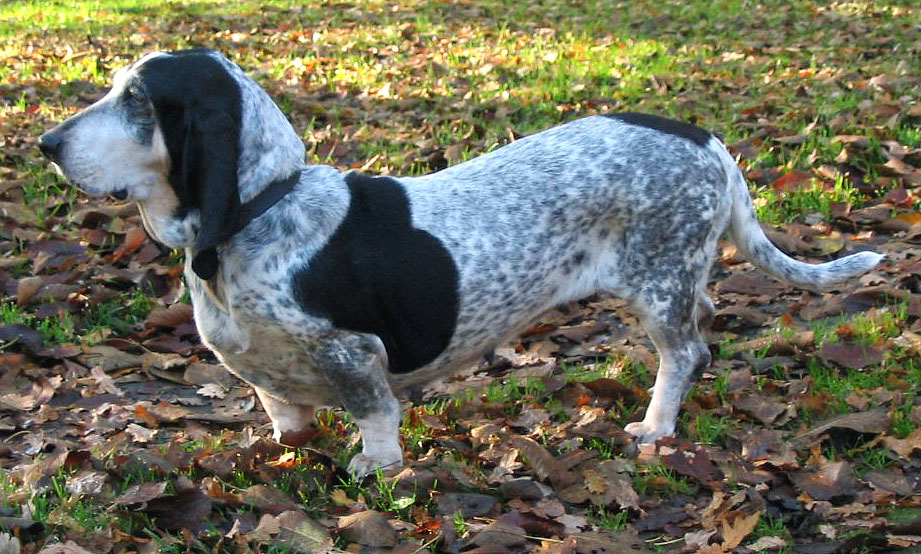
left=624, top=421, right=673, bottom=445
left=347, top=452, right=403, bottom=478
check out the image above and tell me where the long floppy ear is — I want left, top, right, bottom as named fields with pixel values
left=185, top=105, right=242, bottom=280
left=140, top=50, right=243, bottom=281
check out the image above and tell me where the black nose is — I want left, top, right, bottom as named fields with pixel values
left=38, top=132, right=62, bottom=162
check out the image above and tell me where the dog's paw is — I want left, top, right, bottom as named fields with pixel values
left=347, top=453, right=403, bottom=479
left=624, top=421, right=673, bottom=445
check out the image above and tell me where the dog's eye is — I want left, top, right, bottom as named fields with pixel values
left=127, top=85, right=147, bottom=104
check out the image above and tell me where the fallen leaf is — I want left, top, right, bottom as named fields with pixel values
left=797, top=407, right=890, bottom=440
left=721, top=510, right=761, bottom=550
left=436, top=492, right=497, bottom=517
left=240, top=485, right=300, bottom=515
left=732, top=394, right=787, bottom=425
left=469, top=521, right=527, bottom=548
left=276, top=510, right=334, bottom=553
left=882, top=430, right=921, bottom=458
left=38, top=541, right=96, bottom=554
left=16, top=276, right=43, bottom=306
left=817, top=342, right=884, bottom=369
left=791, top=461, right=858, bottom=501
left=110, top=227, right=147, bottom=262
left=864, top=467, right=913, bottom=496
left=142, top=487, right=213, bottom=531
left=770, top=170, right=814, bottom=192
left=510, top=436, right=577, bottom=487
left=338, top=510, right=397, bottom=548
left=113, top=482, right=168, bottom=505
left=144, top=303, right=193, bottom=329
left=90, top=365, right=124, bottom=396
left=658, top=438, right=724, bottom=490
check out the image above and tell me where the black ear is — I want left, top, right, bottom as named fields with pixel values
left=184, top=105, right=241, bottom=280
left=140, top=51, right=243, bottom=281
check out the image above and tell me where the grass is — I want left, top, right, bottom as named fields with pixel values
left=0, top=290, right=151, bottom=347
left=753, top=175, right=866, bottom=225
left=1, top=0, right=919, bottom=552
left=633, top=462, right=698, bottom=497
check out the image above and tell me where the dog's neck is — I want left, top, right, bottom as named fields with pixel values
left=137, top=186, right=199, bottom=249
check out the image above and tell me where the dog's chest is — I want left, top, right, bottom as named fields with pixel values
left=188, top=275, right=335, bottom=404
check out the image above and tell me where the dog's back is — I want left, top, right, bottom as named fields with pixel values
left=397, top=116, right=728, bottom=374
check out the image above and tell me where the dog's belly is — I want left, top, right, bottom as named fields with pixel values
left=390, top=247, right=616, bottom=389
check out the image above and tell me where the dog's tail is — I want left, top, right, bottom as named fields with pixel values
left=710, top=139, right=883, bottom=291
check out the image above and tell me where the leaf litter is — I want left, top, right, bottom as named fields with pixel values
left=2, top=0, right=921, bottom=552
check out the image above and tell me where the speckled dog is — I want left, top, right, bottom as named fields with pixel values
left=40, top=50, right=882, bottom=475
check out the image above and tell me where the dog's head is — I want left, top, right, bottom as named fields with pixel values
left=39, top=49, right=305, bottom=278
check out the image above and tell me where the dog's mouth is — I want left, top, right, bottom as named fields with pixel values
left=109, top=189, right=129, bottom=201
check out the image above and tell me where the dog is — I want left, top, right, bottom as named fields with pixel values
left=39, top=49, right=882, bottom=476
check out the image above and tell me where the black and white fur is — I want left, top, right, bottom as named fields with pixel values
left=39, top=50, right=882, bottom=475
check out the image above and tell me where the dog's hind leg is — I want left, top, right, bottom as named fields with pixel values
left=623, top=282, right=712, bottom=444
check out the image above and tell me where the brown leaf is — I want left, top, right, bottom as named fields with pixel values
left=142, top=487, right=213, bottom=531
left=881, top=157, right=921, bottom=184
left=715, top=272, right=788, bottom=297
left=721, top=510, right=761, bottom=550
left=444, top=142, right=468, bottom=163
left=240, top=485, right=300, bottom=515
left=197, top=447, right=244, bottom=479
left=570, top=531, right=654, bottom=554
left=510, top=436, right=577, bottom=487
left=65, top=470, right=108, bottom=497
left=774, top=134, right=806, bottom=145
left=16, top=276, right=43, bottom=306
left=39, top=541, right=97, bottom=554
left=832, top=135, right=871, bottom=148
left=469, top=521, right=527, bottom=548
left=864, top=467, right=913, bottom=496
left=658, top=438, right=724, bottom=490
left=882, top=430, right=921, bottom=458
left=770, top=170, right=814, bottom=192
left=110, top=227, right=147, bottom=262
left=113, top=482, right=168, bottom=505
left=144, top=303, right=193, bottom=329
left=558, top=459, right=639, bottom=510
left=797, top=407, right=890, bottom=440
left=243, top=513, right=282, bottom=542
left=436, top=493, right=497, bottom=517
left=732, top=394, right=787, bottom=425
left=0, top=324, right=44, bottom=353
left=712, top=305, right=771, bottom=330
left=581, top=378, right=637, bottom=403
left=817, top=342, right=885, bottom=369
left=338, top=510, right=397, bottom=548
left=791, top=461, right=858, bottom=501
left=497, top=510, right=565, bottom=538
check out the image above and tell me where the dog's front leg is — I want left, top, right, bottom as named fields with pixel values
left=253, top=387, right=317, bottom=442
left=308, top=334, right=403, bottom=477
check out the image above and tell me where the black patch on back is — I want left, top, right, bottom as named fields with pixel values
left=293, top=173, right=460, bottom=374
left=605, top=112, right=711, bottom=147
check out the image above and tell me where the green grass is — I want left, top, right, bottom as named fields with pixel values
left=592, top=507, right=630, bottom=531
left=0, top=289, right=152, bottom=347
left=754, top=176, right=865, bottom=225
left=2, top=0, right=919, bottom=551
left=633, top=462, right=698, bottom=497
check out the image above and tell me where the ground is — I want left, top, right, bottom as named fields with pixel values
left=1, top=1, right=921, bottom=553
